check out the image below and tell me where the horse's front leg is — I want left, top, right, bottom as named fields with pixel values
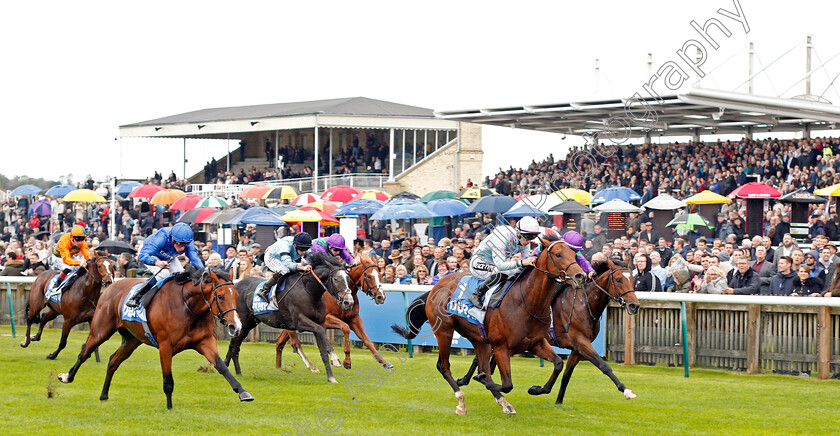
left=489, top=348, right=516, bottom=414
left=297, top=318, right=340, bottom=383
left=158, top=343, right=176, bottom=409
left=527, top=338, right=564, bottom=396
left=196, top=338, right=254, bottom=402
left=324, top=315, right=353, bottom=369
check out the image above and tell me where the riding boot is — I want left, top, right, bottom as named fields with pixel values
left=468, top=273, right=503, bottom=308
left=257, top=272, right=287, bottom=302
left=126, top=278, right=156, bottom=308
left=54, top=269, right=74, bottom=294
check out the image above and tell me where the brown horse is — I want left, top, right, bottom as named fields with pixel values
left=456, top=258, right=642, bottom=404
left=58, top=267, right=252, bottom=409
left=275, top=252, right=391, bottom=371
left=20, top=254, right=115, bottom=359
left=392, top=235, right=585, bottom=415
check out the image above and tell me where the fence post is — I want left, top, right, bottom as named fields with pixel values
left=686, top=302, right=697, bottom=367
left=6, top=283, right=15, bottom=338
left=680, top=302, right=689, bottom=378
left=746, top=305, right=761, bottom=374
left=818, top=305, right=831, bottom=380
left=623, top=309, right=635, bottom=365
left=402, top=291, right=413, bottom=358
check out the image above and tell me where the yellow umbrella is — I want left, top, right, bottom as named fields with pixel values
left=63, top=189, right=106, bottom=202
left=150, top=189, right=186, bottom=205
left=280, top=209, right=339, bottom=226
left=551, top=188, right=593, bottom=205
left=360, top=190, right=391, bottom=201
left=684, top=190, right=732, bottom=205
left=263, top=185, right=298, bottom=200
left=814, top=183, right=840, bottom=197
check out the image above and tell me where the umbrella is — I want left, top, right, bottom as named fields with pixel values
left=226, top=207, right=290, bottom=226
left=777, top=189, right=828, bottom=204
left=97, top=239, right=136, bottom=255
left=291, top=193, right=322, bottom=205
left=420, top=190, right=458, bottom=203
left=549, top=199, right=593, bottom=214
left=29, top=199, right=51, bottom=216
left=63, top=189, right=106, bottom=202
left=511, top=194, right=565, bottom=213
left=503, top=203, right=548, bottom=218
left=177, top=207, right=218, bottom=224
left=128, top=184, right=164, bottom=198
left=263, top=185, right=298, bottom=200
left=115, top=181, right=143, bottom=196
left=280, top=209, right=339, bottom=226
left=457, top=187, right=498, bottom=199
left=727, top=182, right=782, bottom=199
left=464, top=194, right=517, bottom=214
left=45, top=184, right=77, bottom=197
left=590, top=186, right=642, bottom=205
left=814, top=183, right=840, bottom=197
left=33, top=230, right=50, bottom=240
left=392, top=191, right=420, bottom=200
left=426, top=199, right=469, bottom=217
left=667, top=213, right=715, bottom=230
left=195, top=196, right=230, bottom=208
left=322, top=185, right=362, bottom=203
left=202, top=208, right=244, bottom=225
left=592, top=199, right=643, bottom=213
left=551, top=188, right=593, bottom=205
left=642, top=194, right=687, bottom=211
left=370, top=201, right=435, bottom=220
left=302, top=201, right=339, bottom=215
left=333, top=199, right=385, bottom=216
left=150, top=189, right=186, bottom=205
left=269, top=204, right=300, bottom=215
left=684, top=190, right=732, bottom=205
left=360, top=190, right=390, bottom=201
left=239, top=184, right=274, bottom=199
left=170, top=194, right=204, bottom=211
left=9, top=184, right=42, bottom=196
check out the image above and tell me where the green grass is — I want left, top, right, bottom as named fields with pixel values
left=0, top=326, right=836, bottom=435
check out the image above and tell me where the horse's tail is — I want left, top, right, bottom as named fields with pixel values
left=390, top=291, right=430, bottom=340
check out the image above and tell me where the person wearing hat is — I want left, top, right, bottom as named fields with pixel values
left=310, top=234, right=355, bottom=265
left=257, top=232, right=314, bottom=303
left=392, top=240, right=415, bottom=274
left=809, top=212, right=826, bottom=239
left=50, top=225, right=92, bottom=295
left=802, top=249, right=826, bottom=287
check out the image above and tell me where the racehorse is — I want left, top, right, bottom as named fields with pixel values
left=224, top=252, right=355, bottom=384
left=58, top=267, right=252, bottom=409
left=20, top=254, right=115, bottom=359
left=455, top=258, right=642, bottom=404
left=275, top=251, right=391, bottom=371
left=392, top=235, right=585, bottom=415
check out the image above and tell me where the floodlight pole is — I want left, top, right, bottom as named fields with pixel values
left=806, top=35, right=813, bottom=95
left=110, top=177, right=116, bottom=239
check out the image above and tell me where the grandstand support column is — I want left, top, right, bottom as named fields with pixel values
left=413, top=130, right=417, bottom=166
left=645, top=131, right=652, bottom=145
left=692, top=128, right=700, bottom=143
left=329, top=129, right=333, bottom=177
left=274, top=131, right=279, bottom=170
left=803, top=123, right=811, bottom=139
left=745, top=125, right=753, bottom=140
left=314, top=124, right=320, bottom=191
left=389, top=128, right=395, bottom=181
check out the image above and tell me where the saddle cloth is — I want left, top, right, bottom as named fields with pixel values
left=119, top=276, right=174, bottom=349
left=252, top=279, right=286, bottom=315
left=44, top=275, right=63, bottom=304
left=445, top=275, right=514, bottom=326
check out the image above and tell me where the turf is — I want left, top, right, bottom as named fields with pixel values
left=0, top=326, right=835, bottom=435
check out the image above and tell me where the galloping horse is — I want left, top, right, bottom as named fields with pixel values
left=58, top=267, right=252, bottom=409
left=275, top=251, right=391, bottom=371
left=392, top=235, right=585, bottom=415
left=456, top=259, right=642, bottom=404
left=20, top=254, right=115, bottom=359
left=224, top=252, right=355, bottom=384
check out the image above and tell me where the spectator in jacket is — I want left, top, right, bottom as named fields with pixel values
left=791, top=264, right=823, bottom=297
left=0, top=251, right=25, bottom=276
left=809, top=213, right=826, bottom=238
left=722, top=256, right=760, bottom=295
left=633, top=253, right=662, bottom=293
left=768, top=256, right=796, bottom=296
left=817, top=247, right=837, bottom=292
left=230, top=249, right=253, bottom=280
left=751, top=246, right=777, bottom=294
left=803, top=250, right=826, bottom=288
left=694, top=266, right=727, bottom=294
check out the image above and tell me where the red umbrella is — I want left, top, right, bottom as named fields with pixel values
left=128, top=184, right=164, bottom=198
left=727, top=182, right=782, bottom=199
left=239, top=184, right=273, bottom=199
left=178, top=207, right=218, bottom=224
left=297, top=206, right=340, bottom=225
left=321, top=185, right=362, bottom=203
left=170, top=194, right=204, bottom=211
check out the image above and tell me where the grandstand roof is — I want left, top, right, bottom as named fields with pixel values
left=120, top=97, right=457, bottom=138
left=435, top=88, right=840, bottom=138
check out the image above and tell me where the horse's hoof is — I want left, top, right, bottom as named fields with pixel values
left=343, top=361, right=351, bottom=370
left=309, top=366, right=320, bottom=373
left=100, top=395, right=108, bottom=401
left=454, top=390, right=466, bottom=415
left=19, top=340, right=28, bottom=348
left=239, top=391, right=254, bottom=402
left=456, top=377, right=469, bottom=387
left=624, top=389, right=637, bottom=399
left=46, top=353, right=57, bottom=360
left=497, top=397, right=516, bottom=415
left=328, top=377, right=338, bottom=384
left=455, top=406, right=467, bottom=415
left=57, top=373, right=70, bottom=384
left=527, top=385, right=546, bottom=396
left=382, top=361, right=393, bottom=370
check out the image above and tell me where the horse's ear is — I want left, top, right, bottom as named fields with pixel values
left=360, top=251, right=371, bottom=264
left=539, top=237, right=551, bottom=248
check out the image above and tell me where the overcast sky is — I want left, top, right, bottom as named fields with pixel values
left=3, top=0, right=840, bottom=184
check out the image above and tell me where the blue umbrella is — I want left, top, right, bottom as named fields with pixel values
left=464, top=194, right=517, bottom=214
left=269, top=204, right=300, bottom=215
left=333, top=199, right=385, bottom=216
left=225, top=207, right=288, bottom=226
left=370, top=201, right=435, bottom=220
left=115, top=181, right=143, bottom=196
left=9, top=184, right=42, bottom=196
left=503, top=203, right=548, bottom=218
left=44, top=184, right=77, bottom=197
left=29, top=199, right=51, bottom=216
left=426, top=199, right=469, bottom=217
left=590, top=186, right=642, bottom=205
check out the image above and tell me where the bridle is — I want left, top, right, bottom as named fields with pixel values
left=181, top=270, right=236, bottom=323
left=532, top=240, right=580, bottom=285
left=357, top=264, right=383, bottom=301
left=590, top=266, right=635, bottom=308
left=304, top=266, right=353, bottom=305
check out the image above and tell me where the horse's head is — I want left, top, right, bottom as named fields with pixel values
left=92, top=255, right=115, bottom=287
left=594, top=259, right=640, bottom=315
left=538, top=237, right=586, bottom=289
left=352, top=253, right=385, bottom=305
left=200, top=268, right=242, bottom=337
left=312, top=253, right=354, bottom=311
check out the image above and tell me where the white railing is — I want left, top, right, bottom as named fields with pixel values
left=190, top=174, right=388, bottom=198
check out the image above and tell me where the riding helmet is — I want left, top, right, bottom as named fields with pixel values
left=70, top=225, right=87, bottom=238
left=515, top=216, right=541, bottom=238
left=325, top=234, right=346, bottom=250
left=171, top=222, right=194, bottom=244
left=563, top=231, right=584, bottom=251
left=293, top=232, right=313, bottom=249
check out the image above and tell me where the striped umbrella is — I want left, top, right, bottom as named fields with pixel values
left=303, top=200, right=339, bottom=215
left=195, top=196, right=230, bottom=208
left=239, top=184, right=274, bottom=199
left=178, top=207, right=218, bottom=224
left=457, top=187, right=498, bottom=199
left=280, top=209, right=339, bottom=226
left=263, top=185, right=298, bottom=200
left=360, top=190, right=391, bottom=201
left=170, top=194, right=204, bottom=211
left=291, top=193, right=321, bottom=205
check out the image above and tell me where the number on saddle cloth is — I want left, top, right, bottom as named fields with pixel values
left=252, top=278, right=287, bottom=315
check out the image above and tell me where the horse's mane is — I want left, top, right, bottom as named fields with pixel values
left=542, top=233, right=560, bottom=242
left=173, top=265, right=203, bottom=284
left=592, top=259, right=610, bottom=275
left=210, top=268, right=231, bottom=281
left=308, top=252, right=341, bottom=270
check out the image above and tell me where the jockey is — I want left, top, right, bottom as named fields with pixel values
left=257, top=232, right=313, bottom=302
left=560, top=230, right=595, bottom=279
left=467, top=216, right=540, bottom=307
left=310, top=234, right=355, bottom=265
left=127, top=222, right=204, bottom=308
left=51, top=225, right=92, bottom=293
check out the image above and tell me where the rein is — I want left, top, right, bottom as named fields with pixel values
left=560, top=266, right=633, bottom=333
left=179, top=270, right=235, bottom=322
left=358, top=264, right=380, bottom=300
